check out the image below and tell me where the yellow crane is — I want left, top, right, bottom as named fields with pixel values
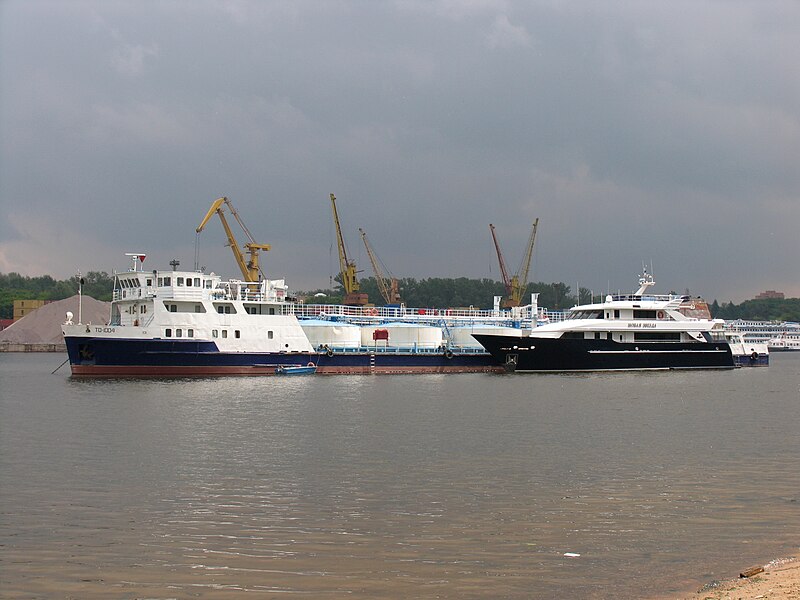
left=330, top=193, right=368, bottom=305
left=196, top=197, right=271, bottom=282
left=359, top=228, right=401, bottom=305
left=489, top=218, right=539, bottom=308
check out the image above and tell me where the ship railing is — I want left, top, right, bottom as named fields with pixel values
left=315, top=345, right=489, bottom=355
left=609, top=293, right=684, bottom=303
left=289, top=303, right=567, bottom=326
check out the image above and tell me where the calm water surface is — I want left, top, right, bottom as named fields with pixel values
left=1, top=353, right=799, bottom=599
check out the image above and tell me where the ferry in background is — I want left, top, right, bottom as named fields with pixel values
left=474, top=272, right=735, bottom=372
left=61, top=253, right=550, bottom=376
left=723, top=319, right=800, bottom=344
left=766, top=331, right=800, bottom=352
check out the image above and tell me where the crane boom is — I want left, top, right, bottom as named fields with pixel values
left=490, top=219, right=539, bottom=307
left=196, top=197, right=270, bottom=282
left=360, top=228, right=400, bottom=305
left=511, top=218, right=539, bottom=306
left=330, top=193, right=368, bottom=305
left=489, top=224, right=513, bottom=298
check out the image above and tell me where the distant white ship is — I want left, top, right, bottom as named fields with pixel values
left=767, top=331, right=800, bottom=352
left=724, top=320, right=800, bottom=344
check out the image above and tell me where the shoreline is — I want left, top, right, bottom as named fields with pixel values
left=651, top=556, right=799, bottom=599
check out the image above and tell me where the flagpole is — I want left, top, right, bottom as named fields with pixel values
left=78, top=271, right=83, bottom=325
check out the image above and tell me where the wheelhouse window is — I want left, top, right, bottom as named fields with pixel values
left=176, top=277, right=184, bottom=286
left=165, top=329, right=172, bottom=337
left=176, top=329, right=182, bottom=337
left=163, top=277, right=171, bottom=286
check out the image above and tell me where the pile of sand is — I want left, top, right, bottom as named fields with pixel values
left=0, top=295, right=111, bottom=345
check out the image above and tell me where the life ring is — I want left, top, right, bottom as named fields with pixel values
left=326, top=348, right=334, bottom=357
left=750, top=351, right=758, bottom=361
left=367, top=308, right=378, bottom=316
left=307, top=361, right=316, bottom=367
left=656, top=311, right=665, bottom=319
left=444, top=349, right=454, bottom=359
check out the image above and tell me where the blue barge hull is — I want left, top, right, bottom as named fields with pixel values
left=65, top=337, right=502, bottom=376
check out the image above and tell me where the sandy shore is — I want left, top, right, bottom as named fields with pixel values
left=650, top=556, right=799, bottom=599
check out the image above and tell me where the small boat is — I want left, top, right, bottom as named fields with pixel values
left=725, top=332, right=769, bottom=367
left=275, top=363, right=317, bottom=375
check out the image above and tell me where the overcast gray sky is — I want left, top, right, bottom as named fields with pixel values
left=1, top=0, right=798, bottom=303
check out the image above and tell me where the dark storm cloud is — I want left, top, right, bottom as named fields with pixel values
left=1, top=0, right=798, bottom=301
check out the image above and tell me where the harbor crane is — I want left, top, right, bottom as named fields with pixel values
left=196, top=197, right=271, bottom=282
left=330, top=193, right=368, bottom=305
left=489, top=218, right=539, bottom=308
left=359, top=228, right=401, bottom=305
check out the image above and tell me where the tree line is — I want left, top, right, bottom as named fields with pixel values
left=0, top=272, right=114, bottom=319
left=2, top=270, right=798, bottom=322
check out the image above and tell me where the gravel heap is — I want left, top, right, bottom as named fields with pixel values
left=0, top=295, right=111, bottom=344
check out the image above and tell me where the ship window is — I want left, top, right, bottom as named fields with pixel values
left=141, top=306, right=147, bottom=314
left=222, top=330, right=228, bottom=338
left=164, top=277, right=171, bottom=286
left=188, top=329, right=194, bottom=337
left=194, top=278, right=201, bottom=287
left=186, top=278, right=192, bottom=287
left=146, top=278, right=152, bottom=286
left=634, top=310, right=657, bottom=319
left=634, top=332, right=681, bottom=341
left=176, top=329, right=182, bottom=337
left=614, top=310, right=620, bottom=318
left=235, top=330, right=241, bottom=338
left=177, top=277, right=184, bottom=286
left=158, top=277, right=163, bottom=286
left=205, top=280, right=212, bottom=289
left=212, top=329, right=218, bottom=338
left=217, top=305, right=223, bottom=314
left=268, top=331, right=274, bottom=339
left=606, top=312, right=610, bottom=319
left=165, top=329, right=172, bottom=337
left=561, top=332, right=584, bottom=339
left=171, top=304, right=177, bottom=312
left=270, top=307, right=275, bottom=315
left=195, top=304, right=202, bottom=313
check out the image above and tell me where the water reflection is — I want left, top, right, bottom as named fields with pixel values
left=1, top=354, right=799, bottom=598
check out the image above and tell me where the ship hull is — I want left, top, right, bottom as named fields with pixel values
left=473, top=335, right=735, bottom=372
left=64, top=336, right=502, bottom=377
